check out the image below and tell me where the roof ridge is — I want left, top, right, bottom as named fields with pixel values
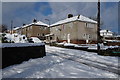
left=50, top=15, right=97, bottom=27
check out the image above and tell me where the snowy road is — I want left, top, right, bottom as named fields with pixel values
left=2, top=45, right=119, bottom=78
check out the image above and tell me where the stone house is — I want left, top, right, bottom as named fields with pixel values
left=47, top=15, right=98, bottom=44
left=13, top=20, right=50, bottom=40
left=100, top=30, right=114, bottom=37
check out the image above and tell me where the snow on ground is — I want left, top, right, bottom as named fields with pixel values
left=46, top=45, right=118, bottom=67
left=2, top=45, right=119, bottom=78
left=57, top=42, right=119, bottom=50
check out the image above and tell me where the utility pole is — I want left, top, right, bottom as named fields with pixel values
left=11, top=20, right=13, bottom=34
left=97, top=0, right=101, bottom=53
left=45, top=19, right=51, bottom=43
left=45, top=19, right=50, bottom=27
left=10, top=20, right=13, bottom=43
left=26, top=28, right=27, bottom=37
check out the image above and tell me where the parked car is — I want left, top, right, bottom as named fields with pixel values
left=28, top=37, right=43, bottom=43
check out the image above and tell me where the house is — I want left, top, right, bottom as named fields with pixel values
left=13, top=19, right=50, bottom=40
left=46, top=15, right=98, bottom=44
left=100, top=30, right=120, bottom=46
left=100, top=29, right=115, bottom=41
left=100, top=30, right=114, bottom=37
left=13, top=27, right=21, bottom=34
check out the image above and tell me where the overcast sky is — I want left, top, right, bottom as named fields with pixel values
left=2, top=2, right=119, bottom=34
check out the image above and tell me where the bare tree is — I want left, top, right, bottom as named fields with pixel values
left=0, top=24, right=8, bottom=33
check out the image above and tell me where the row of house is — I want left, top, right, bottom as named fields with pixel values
left=12, top=14, right=98, bottom=44
left=12, top=14, right=119, bottom=44
left=13, top=19, right=50, bottom=40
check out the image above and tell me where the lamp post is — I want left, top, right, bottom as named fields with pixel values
left=10, top=20, right=13, bottom=43
left=97, top=0, right=101, bottom=53
left=45, top=19, right=51, bottom=44
left=11, top=20, right=13, bottom=34
left=45, top=19, right=50, bottom=27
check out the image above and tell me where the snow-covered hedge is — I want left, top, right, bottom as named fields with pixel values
left=1, top=43, right=45, bottom=48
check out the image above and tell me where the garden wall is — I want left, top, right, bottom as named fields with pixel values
left=1, top=43, right=46, bottom=68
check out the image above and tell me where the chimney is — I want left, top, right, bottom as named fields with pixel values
left=77, top=14, right=80, bottom=19
left=33, top=18, right=37, bottom=23
left=68, top=14, right=73, bottom=18
left=23, top=24, right=26, bottom=26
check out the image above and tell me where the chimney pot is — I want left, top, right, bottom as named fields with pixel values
left=23, top=24, right=26, bottom=26
left=33, top=19, right=37, bottom=23
left=68, top=14, right=73, bottom=18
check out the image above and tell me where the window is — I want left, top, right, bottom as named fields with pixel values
left=86, top=23, right=87, bottom=27
left=83, top=34, right=92, bottom=39
left=83, top=34, right=87, bottom=39
left=42, top=34, right=44, bottom=36
left=56, top=28, right=58, bottom=31
left=26, top=28, right=27, bottom=31
left=69, top=23, right=73, bottom=28
left=86, top=23, right=94, bottom=28
left=30, top=26, right=32, bottom=29
left=61, top=24, right=64, bottom=30
left=50, top=37, right=52, bottom=40
left=27, top=27, right=29, bottom=31
left=40, top=27, right=44, bottom=30
left=88, top=35, right=91, bottom=39
left=44, top=27, right=47, bottom=29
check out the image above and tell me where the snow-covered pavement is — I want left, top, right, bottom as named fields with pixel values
left=2, top=45, right=119, bottom=78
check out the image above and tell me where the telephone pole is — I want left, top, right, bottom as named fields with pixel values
left=97, top=0, right=101, bottom=53
left=45, top=19, right=50, bottom=27
left=11, top=20, right=13, bottom=34
left=10, top=20, right=13, bottom=43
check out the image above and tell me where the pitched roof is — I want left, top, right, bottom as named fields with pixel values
left=13, top=21, right=49, bottom=30
left=50, top=15, right=97, bottom=27
left=13, top=27, right=21, bottom=30
left=100, top=30, right=113, bottom=33
left=22, top=21, right=49, bottom=28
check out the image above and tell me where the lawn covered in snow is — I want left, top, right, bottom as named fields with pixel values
left=1, top=45, right=119, bottom=78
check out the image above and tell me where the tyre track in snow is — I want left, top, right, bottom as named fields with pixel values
left=48, top=50, right=119, bottom=68
left=47, top=50, right=119, bottom=75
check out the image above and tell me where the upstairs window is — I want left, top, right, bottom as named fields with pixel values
left=86, top=23, right=94, bottom=28
left=30, top=26, right=32, bottom=29
left=44, top=27, right=47, bottom=29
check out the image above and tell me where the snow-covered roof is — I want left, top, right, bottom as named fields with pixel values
left=22, top=21, right=49, bottom=28
left=100, top=30, right=113, bottom=33
left=13, top=27, right=21, bottom=30
left=50, top=15, right=97, bottom=27
left=115, top=35, right=120, bottom=37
